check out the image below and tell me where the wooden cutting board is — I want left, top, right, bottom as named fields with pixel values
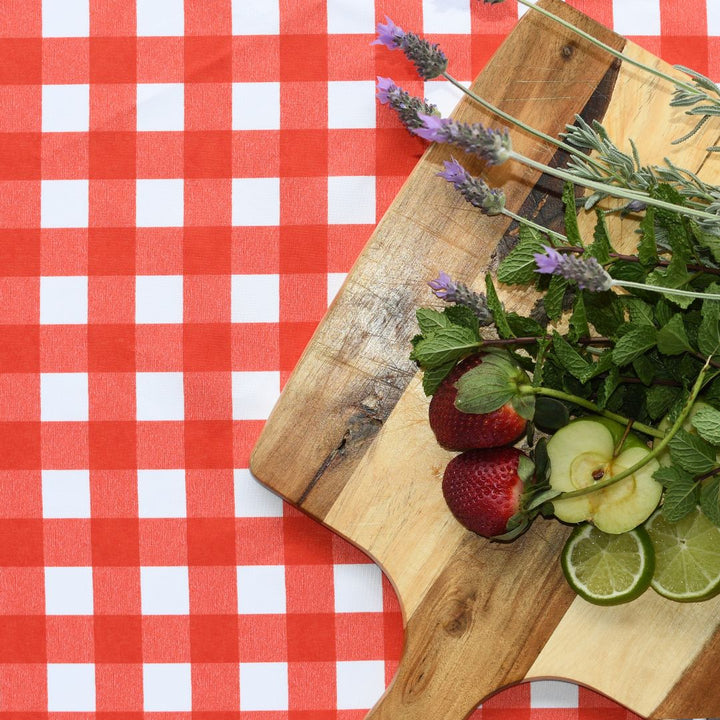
left=250, top=2, right=720, bottom=718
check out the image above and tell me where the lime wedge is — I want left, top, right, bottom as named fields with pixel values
left=561, top=524, right=655, bottom=605
left=645, top=508, right=720, bottom=602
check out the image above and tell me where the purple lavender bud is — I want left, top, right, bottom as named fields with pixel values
left=375, top=77, right=439, bottom=130
left=372, top=16, right=447, bottom=80
left=437, top=159, right=506, bottom=216
left=372, top=17, right=405, bottom=51
left=533, top=246, right=562, bottom=274
left=624, top=199, right=647, bottom=213
left=413, top=114, right=511, bottom=165
left=428, top=271, right=458, bottom=300
left=429, top=272, right=493, bottom=325
left=534, top=247, right=613, bottom=293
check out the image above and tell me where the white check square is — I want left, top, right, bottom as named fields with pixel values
left=327, top=0, right=375, bottom=34
left=232, top=0, right=279, bottom=34
left=41, top=373, right=88, bottom=422
left=327, top=272, right=347, bottom=306
left=237, top=565, right=286, bottom=614
left=232, top=371, right=280, bottom=420
left=422, top=0, right=471, bottom=34
left=143, top=664, right=192, bottom=711
left=136, top=372, right=185, bottom=421
left=612, top=0, right=660, bottom=35
left=140, top=566, right=190, bottom=615
left=234, top=468, right=283, bottom=518
left=231, top=273, right=279, bottom=323
left=42, top=85, right=89, bottom=132
left=41, top=180, right=88, bottom=228
left=40, top=276, right=88, bottom=325
left=336, top=660, right=385, bottom=709
left=530, top=680, right=579, bottom=708
left=232, top=177, right=280, bottom=227
left=45, top=567, right=93, bottom=615
left=328, top=81, right=376, bottom=129
left=135, top=275, right=183, bottom=324
left=137, top=0, right=184, bottom=36
left=232, top=82, right=280, bottom=130
left=239, top=663, right=288, bottom=711
left=47, top=664, right=95, bottom=711
left=42, top=470, right=91, bottom=519
left=334, top=564, right=383, bottom=613
left=138, top=469, right=187, bottom=518
left=328, top=176, right=376, bottom=225
left=137, top=84, right=184, bottom=131
left=136, top=179, right=184, bottom=227
left=42, top=0, right=89, bottom=37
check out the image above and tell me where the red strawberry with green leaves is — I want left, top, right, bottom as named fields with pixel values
left=429, top=353, right=528, bottom=451
left=442, top=446, right=534, bottom=539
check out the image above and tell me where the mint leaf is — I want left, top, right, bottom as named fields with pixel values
left=691, top=220, right=720, bottom=264
left=543, top=275, right=568, bottom=322
left=700, top=475, right=720, bottom=526
left=698, top=293, right=720, bottom=357
left=596, top=366, right=620, bottom=408
left=410, top=326, right=480, bottom=369
left=691, top=404, right=720, bottom=446
left=444, top=305, right=481, bottom=336
left=588, top=208, right=612, bottom=264
left=612, top=325, right=657, bottom=366
left=646, top=384, right=680, bottom=420
left=422, top=360, right=457, bottom=396
left=568, top=292, right=589, bottom=342
left=624, top=297, right=656, bottom=327
left=646, top=253, right=694, bottom=309
left=655, top=466, right=699, bottom=522
left=656, top=313, right=693, bottom=355
left=496, top=225, right=547, bottom=285
left=632, top=353, right=656, bottom=386
left=416, top=307, right=450, bottom=335
left=638, top=205, right=658, bottom=266
left=454, top=353, right=526, bottom=415
left=485, top=274, right=513, bottom=338
left=669, top=427, right=717, bottom=475
left=562, top=182, right=582, bottom=247
left=552, top=331, right=591, bottom=381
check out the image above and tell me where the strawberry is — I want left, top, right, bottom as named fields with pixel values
left=442, top=446, right=533, bottom=538
left=429, top=353, right=527, bottom=450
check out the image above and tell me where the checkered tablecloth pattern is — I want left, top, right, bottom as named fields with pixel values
left=0, top=0, right=717, bottom=717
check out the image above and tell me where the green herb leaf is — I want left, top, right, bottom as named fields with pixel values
left=669, top=427, right=718, bottom=475
left=444, top=305, right=481, bottom=336
left=422, top=360, right=457, bottom=396
left=497, top=225, right=547, bottom=285
left=552, top=331, right=591, bottom=381
left=656, top=313, right=694, bottom=355
left=698, top=292, right=720, bottom=357
left=624, top=297, right=656, bottom=327
left=700, top=475, right=720, bottom=526
left=588, top=208, right=612, bottom=264
left=416, top=307, right=450, bottom=335
left=562, top=182, right=583, bottom=247
left=690, top=404, right=720, bottom=446
left=543, top=275, right=568, bottom=322
left=646, top=384, right=681, bottom=420
left=638, top=205, right=658, bottom=266
left=646, top=254, right=694, bottom=309
left=485, top=274, right=513, bottom=338
left=612, top=325, right=657, bottom=366
left=655, top=466, right=699, bottom=522
left=410, top=325, right=480, bottom=369
left=568, top=292, right=589, bottom=342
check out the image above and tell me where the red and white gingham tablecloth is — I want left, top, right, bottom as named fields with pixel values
left=0, top=0, right=716, bottom=717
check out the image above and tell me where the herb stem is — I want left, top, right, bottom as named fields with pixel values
left=610, top=278, right=720, bottom=301
left=508, top=149, right=720, bottom=224
left=514, top=0, right=707, bottom=103
left=517, top=385, right=664, bottom=438
left=501, top=207, right=567, bottom=243
left=557, top=357, right=712, bottom=500
left=441, top=71, right=610, bottom=175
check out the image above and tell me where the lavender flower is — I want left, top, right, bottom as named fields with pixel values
left=534, top=246, right=613, bottom=292
left=437, top=158, right=506, bottom=216
left=428, top=272, right=494, bottom=325
left=375, top=77, right=439, bottom=130
left=372, top=16, right=448, bottom=80
left=413, top=114, right=512, bottom=165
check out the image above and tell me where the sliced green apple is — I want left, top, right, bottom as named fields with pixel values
left=547, top=418, right=662, bottom=534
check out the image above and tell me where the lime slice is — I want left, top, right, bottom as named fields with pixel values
left=645, top=508, right=720, bottom=602
left=561, top=524, right=655, bottom=605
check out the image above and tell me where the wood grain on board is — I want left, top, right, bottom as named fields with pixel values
left=250, top=1, right=720, bottom=718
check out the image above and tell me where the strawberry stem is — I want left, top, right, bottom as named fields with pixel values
left=556, top=357, right=712, bottom=501
left=517, top=385, right=664, bottom=439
